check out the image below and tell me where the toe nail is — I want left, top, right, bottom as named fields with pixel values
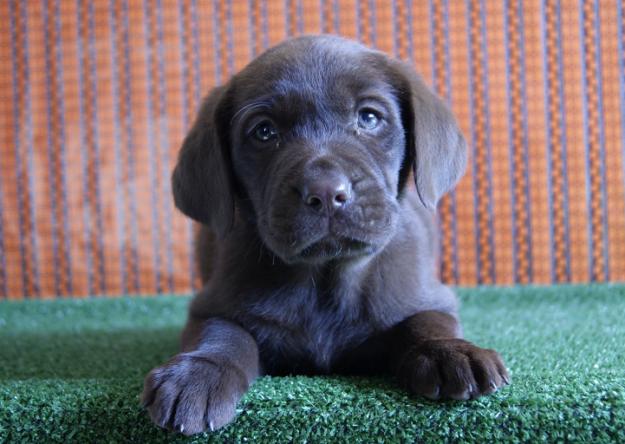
left=469, top=384, right=476, bottom=394
left=450, top=390, right=471, bottom=401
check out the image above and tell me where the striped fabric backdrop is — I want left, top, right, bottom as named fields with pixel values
left=0, top=0, right=624, bottom=299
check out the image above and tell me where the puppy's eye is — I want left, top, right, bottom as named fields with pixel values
left=252, top=121, right=278, bottom=142
left=357, top=108, right=381, bottom=130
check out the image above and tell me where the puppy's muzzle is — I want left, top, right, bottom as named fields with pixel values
left=270, top=156, right=392, bottom=264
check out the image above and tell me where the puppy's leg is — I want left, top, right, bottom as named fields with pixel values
left=391, top=311, right=509, bottom=401
left=141, top=318, right=259, bottom=435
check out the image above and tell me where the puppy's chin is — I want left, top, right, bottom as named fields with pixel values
left=285, top=236, right=379, bottom=265
left=257, top=191, right=401, bottom=266
left=259, top=221, right=397, bottom=266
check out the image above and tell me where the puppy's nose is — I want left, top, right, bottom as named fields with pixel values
left=300, top=176, right=352, bottom=213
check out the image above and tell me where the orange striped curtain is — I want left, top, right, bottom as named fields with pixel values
left=0, top=0, right=624, bottom=299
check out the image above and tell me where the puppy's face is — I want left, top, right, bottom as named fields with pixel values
left=172, top=36, right=467, bottom=265
left=228, top=43, right=407, bottom=264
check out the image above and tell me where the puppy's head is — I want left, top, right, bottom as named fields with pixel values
left=173, top=35, right=466, bottom=265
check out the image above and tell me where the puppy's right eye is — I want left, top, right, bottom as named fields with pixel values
left=357, top=108, right=382, bottom=131
left=252, top=121, right=278, bottom=142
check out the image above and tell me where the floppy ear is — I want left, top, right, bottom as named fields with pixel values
left=172, top=86, right=235, bottom=236
left=390, top=61, right=468, bottom=209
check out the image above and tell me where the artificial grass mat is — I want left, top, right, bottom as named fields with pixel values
left=1, top=285, right=624, bottom=443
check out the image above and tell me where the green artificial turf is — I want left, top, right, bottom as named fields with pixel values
left=1, top=285, right=624, bottom=443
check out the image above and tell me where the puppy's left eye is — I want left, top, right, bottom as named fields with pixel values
left=357, top=108, right=381, bottom=130
left=252, top=121, right=278, bottom=142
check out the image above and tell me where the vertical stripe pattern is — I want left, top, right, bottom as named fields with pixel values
left=43, top=0, right=73, bottom=296
left=7, top=0, right=41, bottom=298
left=77, top=0, right=100, bottom=295
left=467, top=0, right=495, bottom=284
left=543, top=0, right=571, bottom=282
left=1, top=0, right=624, bottom=298
left=505, top=0, right=533, bottom=283
left=580, top=0, right=609, bottom=281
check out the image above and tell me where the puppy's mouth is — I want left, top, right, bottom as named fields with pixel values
left=288, top=236, right=375, bottom=264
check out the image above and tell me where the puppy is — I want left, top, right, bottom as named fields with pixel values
left=141, top=35, right=509, bottom=435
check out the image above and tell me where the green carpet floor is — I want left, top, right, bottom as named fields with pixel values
left=1, top=285, right=624, bottom=443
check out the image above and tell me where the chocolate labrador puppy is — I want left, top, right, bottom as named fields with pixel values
left=141, top=35, right=509, bottom=435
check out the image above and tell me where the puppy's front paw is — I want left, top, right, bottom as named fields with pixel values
left=141, top=353, right=248, bottom=435
left=397, top=338, right=509, bottom=401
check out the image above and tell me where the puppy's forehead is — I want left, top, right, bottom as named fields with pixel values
left=232, top=36, right=393, bottom=103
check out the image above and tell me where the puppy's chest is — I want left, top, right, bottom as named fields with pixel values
left=237, top=288, right=375, bottom=374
